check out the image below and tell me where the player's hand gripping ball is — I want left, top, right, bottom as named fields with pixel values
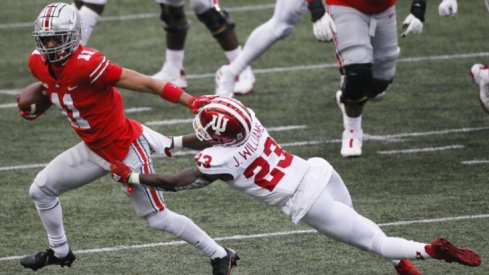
left=17, top=82, right=51, bottom=120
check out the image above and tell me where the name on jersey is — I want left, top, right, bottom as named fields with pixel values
left=233, top=122, right=266, bottom=167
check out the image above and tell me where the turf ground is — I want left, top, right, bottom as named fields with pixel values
left=0, top=1, right=488, bottom=274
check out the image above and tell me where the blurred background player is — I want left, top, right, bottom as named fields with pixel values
left=19, top=3, right=237, bottom=273
left=315, top=0, right=427, bottom=157
left=437, top=0, right=489, bottom=114
left=73, top=0, right=105, bottom=45
left=73, top=0, right=255, bottom=92
left=470, top=65, right=489, bottom=113
left=151, top=0, right=255, bottom=92
left=110, top=96, right=481, bottom=275
left=214, top=0, right=337, bottom=97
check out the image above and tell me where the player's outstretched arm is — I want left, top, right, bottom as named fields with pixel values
left=110, top=161, right=213, bottom=191
left=116, top=68, right=191, bottom=105
left=172, top=134, right=214, bottom=151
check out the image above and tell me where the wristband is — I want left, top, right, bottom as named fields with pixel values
left=160, top=82, right=184, bottom=103
left=173, top=136, right=183, bottom=148
left=128, top=172, right=140, bottom=185
left=410, top=0, right=426, bottom=22
left=307, top=0, right=325, bottom=22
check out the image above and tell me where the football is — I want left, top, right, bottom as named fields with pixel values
left=17, top=81, right=51, bottom=114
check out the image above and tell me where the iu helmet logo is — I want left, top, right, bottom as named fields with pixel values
left=208, top=114, right=229, bottom=136
left=193, top=97, right=253, bottom=146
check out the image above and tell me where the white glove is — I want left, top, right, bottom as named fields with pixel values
left=485, top=0, right=489, bottom=12
left=401, top=14, right=424, bottom=37
left=438, top=0, right=458, bottom=17
left=313, top=13, right=336, bottom=42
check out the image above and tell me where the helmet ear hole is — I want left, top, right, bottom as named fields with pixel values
left=194, top=97, right=253, bottom=146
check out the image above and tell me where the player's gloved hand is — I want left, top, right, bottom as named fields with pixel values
left=402, top=0, right=425, bottom=37
left=110, top=161, right=132, bottom=184
left=308, top=0, right=336, bottom=42
left=401, top=14, right=424, bottom=37
left=313, top=13, right=336, bottom=42
left=16, top=96, right=45, bottom=121
left=188, top=95, right=218, bottom=114
left=438, top=0, right=457, bottom=17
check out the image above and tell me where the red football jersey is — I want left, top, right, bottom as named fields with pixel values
left=326, top=0, right=396, bottom=14
left=29, top=45, right=142, bottom=162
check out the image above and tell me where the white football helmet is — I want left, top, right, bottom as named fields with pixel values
left=193, top=97, right=253, bottom=146
left=33, top=2, right=81, bottom=62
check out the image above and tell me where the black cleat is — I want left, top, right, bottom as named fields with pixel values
left=210, top=248, right=239, bottom=275
left=20, top=249, right=76, bottom=271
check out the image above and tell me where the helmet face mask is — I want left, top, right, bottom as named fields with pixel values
left=193, top=97, right=253, bottom=147
left=33, top=3, right=81, bottom=63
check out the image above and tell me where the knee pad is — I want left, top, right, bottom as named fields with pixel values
left=196, top=7, right=235, bottom=39
left=340, top=63, right=373, bottom=106
left=368, top=78, right=392, bottom=98
left=159, top=4, right=190, bottom=33
left=29, top=183, right=59, bottom=210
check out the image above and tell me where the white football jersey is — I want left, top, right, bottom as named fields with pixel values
left=195, top=115, right=310, bottom=207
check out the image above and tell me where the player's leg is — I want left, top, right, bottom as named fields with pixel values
left=370, top=6, right=400, bottom=100
left=152, top=0, right=189, bottom=88
left=73, top=0, right=106, bottom=45
left=302, top=171, right=481, bottom=271
left=21, top=142, right=108, bottom=271
left=126, top=128, right=239, bottom=272
left=470, top=64, right=489, bottom=113
left=331, top=5, right=374, bottom=158
left=192, top=0, right=255, bottom=95
left=215, top=0, right=307, bottom=97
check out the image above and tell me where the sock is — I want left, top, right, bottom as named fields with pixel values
left=163, top=49, right=184, bottom=73
left=224, top=46, right=241, bottom=63
left=34, top=198, right=69, bottom=257
left=343, top=115, right=362, bottom=130
left=79, top=6, right=101, bottom=45
left=146, top=210, right=227, bottom=259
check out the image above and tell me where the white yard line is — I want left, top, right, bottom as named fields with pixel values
left=2, top=51, right=489, bottom=97
left=1, top=213, right=487, bottom=261
left=377, top=144, right=465, bottom=155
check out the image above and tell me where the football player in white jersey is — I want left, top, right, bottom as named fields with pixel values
left=110, top=96, right=481, bottom=275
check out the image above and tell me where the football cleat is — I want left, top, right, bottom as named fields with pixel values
left=341, top=128, right=363, bottom=157
left=215, top=65, right=236, bottom=98
left=395, top=260, right=421, bottom=275
left=152, top=65, right=188, bottom=89
left=210, top=248, right=239, bottom=275
left=20, top=249, right=76, bottom=271
left=470, top=64, right=489, bottom=113
left=425, top=238, right=481, bottom=267
left=233, top=66, right=255, bottom=95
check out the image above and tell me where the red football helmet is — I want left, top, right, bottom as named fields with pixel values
left=193, top=97, right=253, bottom=146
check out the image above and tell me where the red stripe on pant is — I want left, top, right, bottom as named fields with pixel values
left=133, top=140, right=165, bottom=211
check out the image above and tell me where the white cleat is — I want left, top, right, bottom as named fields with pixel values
left=341, top=128, right=363, bottom=157
left=152, top=66, right=188, bottom=89
left=215, top=65, right=236, bottom=97
left=470, top=64, right=489, bottom=113
left=234, top=66, right=255, bottom=95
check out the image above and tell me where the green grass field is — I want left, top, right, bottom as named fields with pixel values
left=1, top=1, right=488, bottom=274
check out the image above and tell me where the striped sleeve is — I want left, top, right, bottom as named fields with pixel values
left=87, top=54, right=123, bottom=86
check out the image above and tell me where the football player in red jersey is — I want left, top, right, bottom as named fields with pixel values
left=19, top=3, right=238, bottom=274
left=312, top=0, right=427, bottom=157
left=111, top=97, right=482, bottom=275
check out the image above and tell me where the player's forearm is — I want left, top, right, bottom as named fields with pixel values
left=135, top=167, right=202, bottom=191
